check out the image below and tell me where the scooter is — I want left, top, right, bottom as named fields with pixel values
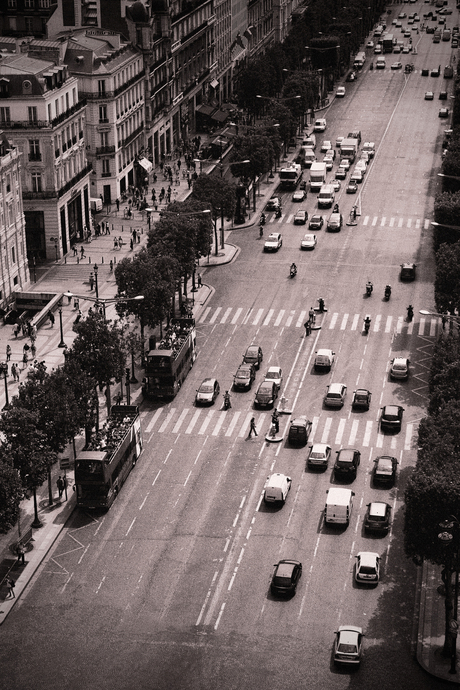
left=290, top=264, right=297, bottom=278
left=384, top=285, right=391, bottom=301
left=407, top=305, right=414, bottom=321
left=275, top=207, right=282, bottom=219
left=364, top=316, right=371, bottom=334
left=366, top=282, right=373, bottom=297
left=259, top=224, right=264, bottom=238
left=260, top=213, right=266, bottom=225
left=223, top=393, right=231, bottom=410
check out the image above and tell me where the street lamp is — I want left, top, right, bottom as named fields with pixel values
left=69, top=293, right=145, bottom=319
left=58, top=306, right=66, bottom=348
left=94, top=263, right=99, bottom=303
left=0, top=361, right=9, bottom=408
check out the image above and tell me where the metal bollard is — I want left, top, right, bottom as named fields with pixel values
left=101, top=257, right=104, bottom=264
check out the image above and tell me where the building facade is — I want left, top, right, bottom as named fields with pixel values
left=0, top=131, right=30, bottom=310
left=0, top=39, right=91, bottom=261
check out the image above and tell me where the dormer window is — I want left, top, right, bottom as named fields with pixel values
left=0, top=78, right=10, bottom=99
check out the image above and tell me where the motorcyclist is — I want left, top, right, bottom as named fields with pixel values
left=333, top=203, right=339, bottom=214
left=223, top=390, right=231, bottom=409
left=364, top=315, right=371, bottom=332
left=366, top=281, right=373, bottom=296
left=260, top=212, right=266, bottom=225
left=276, top=207, right=282, bottom=218
left=384, top=284, right=391, bottom=300
left=290, top=263, right=297, bottom=277
left=318, top=297, right=325, bottom=312
left=407, top=304, right=414, bottom=321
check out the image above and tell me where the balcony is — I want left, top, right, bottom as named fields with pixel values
left=99, top=118, right=109, bottom=124
left=57, top=162, right=93, bottom=198
left=51, top=99, right=87, bottom=127
left=101, top=172, right=112, bottom=178
left=23, top=190, right=58, bottom=200
left=95, top=145, right=116, bottom=156
left=28, top=153, right=42, bottom=162
left=2, top=120, right=49, bottom=130
left=119, top=123, right=144, bottom=148
left=113, top=69, right=145, bottom=98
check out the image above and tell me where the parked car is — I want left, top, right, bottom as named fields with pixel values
left=233, top=363, right=256, bottom=390
left=390, top=357, right=410, bottom=380
left=271, top=559, right=302, bottom=596
left=333, top=626, right=364, bottom=665
left=373, top=455, right=398, bottom=485
left=243, top=345, right=263, bottom=369
left=355, top=552, right=380, bottom=585
left=195, top=378, right=220, bottom=405
left=439, top=107, right=450, bottom=118
left=364, top=501, right=392, bottom=534
left=313, top=118, right=327, bottom=132
left=381, top=404, right=404, bottom=432
left=351, top=389, right=371, bottom=410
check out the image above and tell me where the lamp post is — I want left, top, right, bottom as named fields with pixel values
left=58, top=306, right=66, bottom=348
left=94, top=263, right=99, bottom=303
left=69, top=294, right=145, bottom=320
left=420, top=309, right=460, bottom=332
left=0, top=361, right=9, bottom=408
left=438, top=516, right=460, bottom=674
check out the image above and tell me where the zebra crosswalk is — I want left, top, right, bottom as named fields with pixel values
left=140, top=407, right=416, bottom=451
left=268, top=213, right=431, bottom=229
left=198, top=307, right=440, bottom=336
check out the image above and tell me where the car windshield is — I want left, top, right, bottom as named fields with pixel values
left=338, top=643, right=357, bottom=654
left=236, top=370, right=249, bottom=379
left=199, top=384, right=213, bottom=393
left=393, top=363, right=406, bottom=370
left=265, top=372, right=278, bottom=380
left=359, top=566, right=377, bottom=574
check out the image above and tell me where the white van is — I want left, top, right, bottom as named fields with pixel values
left=302, top=133, right=316, bottom=149
left=90, top=197, right=103, bottom=212
left=376, top=57, right=386, bottom=69
left=317, top=184, right=335, bottom=208
left=314, top=349, right=335, bottom=371
left=264, top=473, right=292, bottom=504
left=325, top=488, right=355, bottom=526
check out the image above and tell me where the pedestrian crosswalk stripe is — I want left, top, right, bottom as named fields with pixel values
left=146, top=408, right=162, bottom=433
left=173, top=409, right=188, bottom=433
left=186, top=409, right=201, bottom=434
left=396, top=316, right=404, bottom=333
left=264, top=309, right=274, bottom=326
left=212, top=411, right=227, bottom=435
left=253, top=308, right=264, bottom=325
left=198, top=409, right=215, bottom=434
left=225, top=410, right=241, bottom=436
left=429, top=319, right=437, bottom=337
left=351, top=313, right=360, bottom=331
left=329, top=313, right=338, bottom=329
left=321, top=417, right=332, bottom=444
left=398, top=217, right=404, bottom=228
left=286, top=310, right=295, bottom=327
left=340, top=313, right=349, bottom=330
left=381, top=217, right=386, bottom=226
left=335, top=418, right=346, bottom=445
left=405, top=423, right=413, bottom=451
left=209, top=307, right=222, bottom=324
left=389, top=217, right=395, bottom=227
left=376, top=432, right=384, bottom=449
left=363, top=420, right=373, bottom=447
left=384, top=316, right=392, bottom=333
left=373, top=314, right=381, bottom=332
left=220, top=307, right=232, bottom=324
left=407, top=218, right=412, bottom=228
left=232, top=307, right=243, bottom=324
left=297, top=310, right=307, bottom=328
left=349, top=419, right=359, bottom=445
left=274, top=310, right=285, bottom=327
left=159, top=408, right=176, bottom=432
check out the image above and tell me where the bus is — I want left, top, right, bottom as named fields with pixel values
left=353, top=52, right=366, bottom=69
left=142, top=317, right=197, bottom=399
left=279, top=163, right=303, bottom=189
left=74, top=405, right=143, bottom=509
left=383, top=34, right=394, bottom=53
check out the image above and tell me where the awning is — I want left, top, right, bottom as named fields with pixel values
left=138, top=157, right=152, bottom=173
left=210, top=78, right=219, bottom=89
left=196, top=104, right=214, bottom=116
left=211, top=109, right=228, bottom=122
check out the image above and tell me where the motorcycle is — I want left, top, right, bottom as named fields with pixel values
left=318, top=297, right=325, bottom=313
left=260, top=213, right=266, bottom=225
left=407, top=305, right=414, bottom=322
left=223, top=393, right=231, bottom=410
left=364, top=317, right=371, bottom=334
left=259, top=224, right=264, bottom=238
left=275, top=207, right=282, bottom=218
left=384, top=285, right=391, bottom=301
left=333, top=203, right=339, bottom=214
left=370, top=63, right=374, bottom=71
left=366, top=282, right=373, bottom=297
left=290, top=264, right=297, bottom=279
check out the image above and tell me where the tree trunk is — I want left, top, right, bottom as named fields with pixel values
left=444, top=564, right=455, bottom=656
left=47, top=465, right=53, bottom=506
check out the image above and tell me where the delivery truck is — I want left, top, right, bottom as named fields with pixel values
left=309, top=161, right=327, bottom=192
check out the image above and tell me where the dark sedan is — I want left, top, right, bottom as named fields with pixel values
left=271, top=559, right=302, bottom=596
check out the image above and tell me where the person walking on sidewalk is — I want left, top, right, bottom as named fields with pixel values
left=6, top=577, right=15, bottom=599
left=11, top=363, right=19, bottom=382
left=16, top=541, right=25, bottom=565
left=80, top=246, right=85, bottom=259
left=248, top=417, right=258, bottom=438
left=48, top=311, right=55, bottom=327
left=57, top=475, right=64, bottom=498
left=116, top=198, right=120, bottom=212
left=6, top=344, right=11, bottom=361
left=89, top=273, right=94, bottom=291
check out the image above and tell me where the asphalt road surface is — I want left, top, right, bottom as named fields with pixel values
left=1, top=7, right=457, bottom=690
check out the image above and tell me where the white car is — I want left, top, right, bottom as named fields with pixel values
left=355, top=160, right=367, bottom=175
left=339, top=158, right=350, bottom=170
left=292, top=189, right=306, bottom=202
left=263, top=366, right=283, bottom=390
left=336, top=86, right=346, bottom=97
left=264, top=232, right=282, bottom=252
left=355, top=552, right=380, bottom=584
left=350, top=169, right=364, bottom=183
left=313, top=118, right=327, bottom=132
left=334, top=626, right=364, bottom=665
left=300, top=233, right=317, bottom=250
left=320, top=140, right=332, bottom=153
left=336, top=136, right=344, bottom=148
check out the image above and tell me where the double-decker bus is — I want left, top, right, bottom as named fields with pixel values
left=279, top=164, right=303, bottom=190
left=142, top=317, right=197, bottom=399
left=74, top=405, right=143, bottom=509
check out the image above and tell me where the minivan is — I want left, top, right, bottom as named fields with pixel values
left=376, top=57, right=386, bottom=69
left=288, top=416, right=312, bottom=445
left=314, top=349, right=335, bottom=371
left=264, top=473, right=292, bottom=504
left=317, top=184, right=335, bottom=208
left=325, top=488, right=355, bottom=526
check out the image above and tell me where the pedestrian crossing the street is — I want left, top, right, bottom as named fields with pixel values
left=198, top=306, right=440, bottom=336
left=140, top=407, right=416, bottom=451
left=269, top=213, right=431, bottom=230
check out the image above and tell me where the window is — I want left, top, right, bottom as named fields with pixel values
left=55, top=99, right=59, bottom=116
left=25, top=17, right=34, bottom=33
left=11, top=246, right=16, bottom=264
left=100, top=131, right=109, bottom=147
left=102, top=159, right=110, bottom=176
left=7, top=0, right=16, bottom=7
left=6, top=175, right=11, bottom=192
left=28, top=106, right=38, bottom=124
left=31, top=173, right=42, bottom=192
left=25, top=0, right=34, bottom=7
left=98, top=80, right=106, bottom=97
left=72, top=87, right=76, bottom=105
left=65, top=92, right=69, bottom=111
left=39, top=0, right=50, bottom=7
left=0, top=107, right=11, bottom=124
left=99, top=104, right=108, bottom=122
left=48, top=103, right=52, bottom=121
left=29, top=139, right=41, bottom=161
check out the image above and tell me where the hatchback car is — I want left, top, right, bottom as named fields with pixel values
left=292, top=189, right=306, bottom=202
left=301, top=233, right=317, bottom=250
left=346, top=180, right=358, bottom=194
left=324, top=155, right=334, bottom=171
left=307, top=443, right=332, bottom=469
left=327, top=213, right=343, bottom=232
left=233, top=363, right=256, bottom=390
left=439, top=91, right=448, bottom=100
left=400, top=262, right=416, bottom=280
left=336, top=167, right=347, bottom=180
left=391, top=61, right=403, bottom=69
left=373, top=455, right=398, bottom=485
left=294, top=210, right=308, bottom=225
left=320, top=140, right=332, bottom=153
left=364, top=501, right=392, bottom=534
left=288, top=416, right=313, bottom=445
left=339, top=158, right=350, bottom=170
left=355, top=552, right=380, bottom=584
left=264, top=232, right=283, bottom=251
left=243, top=345, right=263, bottom=369
left=195, top=378, right=220, bottom=405
left=271, top=559, right=302, bottom=596
left=309, top=214, right=324, bottom=230
left=351, top=388, right=371, bottom=410
left=333, top=626, right=364, bottom=665
left=350, top=170, right=363, bottom=184
left=265, top=197, right=280, bottom=211
left=390, top=357, right=410, bottom=380
left=374, top=45, right=382, bottom=53
left=439, top=107, right=450, bottom=118
left=381, top=404, right=404, bottom=432
left=336, top=136, right=344, bottom=148
left=263, top=366, right=283, bottom=391
left=336, top=86, right=346, bottom=98
left=331, top=180, right=341, bottom=192
left=334, top=448, right=361, bottom=480
left=254, top=380, right=277, bottom=409
left=325, top=383, right=347, bottom=408
left=425, top=91, right=434, bottom=100
left=313, top=118, right=327, bottom=132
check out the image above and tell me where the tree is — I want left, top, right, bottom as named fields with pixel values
left=191, top=175, right=236, bottom=254
left=0, top=453, right=23, bottom=533
left=435, top=241, right=460, bottom=315
left=62, top=358, right=99, bottom=447
left=433, top=191, right=460, bottom=248
left=231, top=134, right=274, bottom=211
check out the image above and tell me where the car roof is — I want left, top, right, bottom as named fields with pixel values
left=383, top=404, right=401, bottom=414
left=354, top=388, right=369, bottom=395
left=376, top=455, right=395, bottom=466
left=337, top=448, right=359, bottom=459
left=369, top=502, right=389, bottom=516
left=357, top=551, right=379, bottom=565
left=201, top=377, right=216, bottom=385
left=392, top=357, right=408, bottom=364
left=258, top=380, right=274, bottom=390
left=328, top=382, right=345, bottom=392
left=267, top=233, right=280, bottom=239
left=311, top=442, right=330, bottom=452
left=291, top=415, right=309, bottom=426
left=266, top=366, right=281, bottom=374
left=276, top=559, right=301, bottom=574
left=246, top=345, right=260, bottom=354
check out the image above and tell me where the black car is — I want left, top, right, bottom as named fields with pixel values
left=309, top=214, right=324, bottom=230
left=381, top=405, right=404, bottom=432
left=364, top=502, right=392, bottom=534
left=271, top=559, right=302, bottom=596
left=373, top=455, right=398, bottom=485
left=288, top=416, right=313, bottom=445
left=400, top=262, right=416, bottom=280
left=334, top=448, right=361, bottom=480
left=233, top=363, right=256, bottom=390
left=351, top=389, right=371, bottom=410
left=243, top=345, right=263, bottom=369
